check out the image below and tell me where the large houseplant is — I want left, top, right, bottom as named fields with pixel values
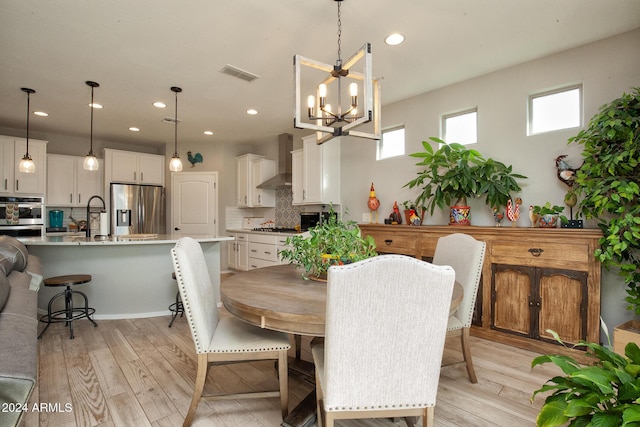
left=567, top=88, right=640, bottom=314
left=404, top=137, right=526, bottom=225
left=280, top=209, right=377, bottom=280
left=531, top=328, right=640, bottom=427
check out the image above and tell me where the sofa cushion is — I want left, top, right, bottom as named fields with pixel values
left=0, top=274, right=9, bottom=311
left=0, top=236, right=29, bottom=272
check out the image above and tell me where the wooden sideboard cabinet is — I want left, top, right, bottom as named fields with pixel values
left=359, top=224, right=602, bottom=357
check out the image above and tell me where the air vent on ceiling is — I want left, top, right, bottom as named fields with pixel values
left=162, top=117, right=182, bottom=124
left=219, top=64, right=260, bottom=82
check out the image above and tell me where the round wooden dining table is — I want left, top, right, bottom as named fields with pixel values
left=220, top=263, right=464, bottom=337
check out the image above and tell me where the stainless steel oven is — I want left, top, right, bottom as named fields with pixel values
left=0, top=196, right=45, bottom=237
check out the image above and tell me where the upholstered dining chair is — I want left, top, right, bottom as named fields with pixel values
left=432, top=233, right=486, bottom=383
left=311, top=254, right=455, bottom=427
left=171, top=237, right=290, bottom=427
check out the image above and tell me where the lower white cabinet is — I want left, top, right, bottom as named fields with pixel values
left=248, top=234, right=278, bottom=269
left=227, top=233, right=248, bottom=271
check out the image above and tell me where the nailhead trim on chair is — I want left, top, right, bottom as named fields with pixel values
left=327, top=402, right=432, bottom=411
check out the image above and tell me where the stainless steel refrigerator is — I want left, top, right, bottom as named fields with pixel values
left=110, top=183, right=165, bottom=235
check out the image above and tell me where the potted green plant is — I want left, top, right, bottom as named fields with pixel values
left=404, top=137, right=526, bottom=225
left=567, top=88, right=640, bottom=317
left=531, top=328, right=640, bottom=427
left=279, top=208, right=378, bottom=280
left=531, top=202, right=567, bottom=228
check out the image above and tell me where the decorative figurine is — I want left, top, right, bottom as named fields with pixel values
left=492, top=208, right=504, bottom=227
left=389, top=201, right=402, bottom=224
left=367, top=182, right=381, bottom=223
left=506, top=197, right=521, bottom=227
left=187, top=151, right=203, bottom=167
left=528, top=205, right=539, bottom=227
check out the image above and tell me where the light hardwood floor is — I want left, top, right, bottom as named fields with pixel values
left=28, top=307, right=562, bottom=427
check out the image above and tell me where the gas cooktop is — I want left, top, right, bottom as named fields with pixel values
left=252, top=227, right=299, bottom=233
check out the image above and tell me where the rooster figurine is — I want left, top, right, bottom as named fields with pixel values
left=506, top=197, right=522, bottom=227
left=187, top=151, right=203, bottom=167
left=528, top=205, right=539, bottom=228
left=367, top=182, right=381, bottom=223
left=555, top=155, right=580, bottom=187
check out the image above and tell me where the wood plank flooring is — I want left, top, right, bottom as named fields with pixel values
left=27, top=300, right=563, bottom=426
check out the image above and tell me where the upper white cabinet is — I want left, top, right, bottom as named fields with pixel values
left=47, top=154, right=103, bottom=206
left=236, top=154, right=275, bottom=208
left=104, top=149, right=164, bottom=186
left=293, top=135, right=340, bottom=205
left=0, top=135, right=47, bottom=195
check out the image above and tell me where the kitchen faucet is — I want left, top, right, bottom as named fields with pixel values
left=86, top=195, right=106, bottom=238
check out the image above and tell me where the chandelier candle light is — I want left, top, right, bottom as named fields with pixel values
left=169, top=86, right=183, bottom=172
left=18, top=87, right=36, bottom=174
left=83, top=81, right=100, bottom=171
left=294, top=0, right=380, bottom=144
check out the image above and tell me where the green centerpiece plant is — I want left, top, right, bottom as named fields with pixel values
left=280, top=208, right=377, bottom=280
left=532, top=202, right=568, bottom=228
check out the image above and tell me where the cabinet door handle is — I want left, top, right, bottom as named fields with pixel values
left=134, top=171, right=137, bottom=181
left=384, top=239, right=393, bottom=245
left=141, top=172, right=144, bottom=181
left=78, top=194, right=81, bottom=204
left=528, top=248, right=544, bottom=257
left=70, top=194, right=73, bottom=203
left=265, top=251, right=271, bottom=255
left=251, top=249, right=257, bottom=253
left=4, top=178, right=7, bottom=190
left=16, top=179, right=19, bottom=191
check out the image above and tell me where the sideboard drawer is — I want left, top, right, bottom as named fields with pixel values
left=370, top=231, right=417, bottom=255
left=491, top=240, right=590, bottom=268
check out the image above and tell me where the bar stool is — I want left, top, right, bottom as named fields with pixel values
left=168, top=272, right=184, bottom=327
left=38, top=274, right=97, bottom=339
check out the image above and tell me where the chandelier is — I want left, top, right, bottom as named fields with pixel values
left=84, top=81, right=100, bottom=171
left=294, top=0, right=380, bottom=145
left=18, top=88, right=36, bottom=174
left=169, top=86, right=183, bottom=172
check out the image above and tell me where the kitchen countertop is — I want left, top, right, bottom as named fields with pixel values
left=22, top=233, right=233, bottom=246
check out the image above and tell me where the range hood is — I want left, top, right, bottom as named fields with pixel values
left=257, top=133, right=293, bottom=189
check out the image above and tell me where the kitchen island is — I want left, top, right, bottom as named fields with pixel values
left=23, top=234, right=233, bottom=319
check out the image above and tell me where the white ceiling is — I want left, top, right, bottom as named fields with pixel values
left=1, top=0, right=639, bottom=149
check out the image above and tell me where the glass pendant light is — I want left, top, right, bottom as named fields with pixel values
left=169, top=86, right=183, bottom=172
left=83, top=81, right=100, bottom=171
left=18, top=88, right=36, bottom=174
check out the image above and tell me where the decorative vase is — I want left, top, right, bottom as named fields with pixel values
left=449, top=206, right=471, bottom=226
left=538, top=214, right=559, bottom=228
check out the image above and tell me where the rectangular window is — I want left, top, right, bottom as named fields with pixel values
left=528, top=85, right=582, bottom=135
left=443, top=109, right=477, bottom=145
left=377, top=126, right=405, bottom=160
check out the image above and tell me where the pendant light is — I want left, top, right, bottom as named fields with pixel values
left=18, top=88, right=36, bottom=174
left=294, top=0, right=380, bottom=144
left=169, top=86, right=183, bottom=172
left=83, top=81, right=100, bottom=171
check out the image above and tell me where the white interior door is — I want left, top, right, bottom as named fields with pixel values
left=171, top=172, right=218, bottom=236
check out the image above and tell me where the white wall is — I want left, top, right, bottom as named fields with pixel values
left=339, top=28, right=640, bottom=337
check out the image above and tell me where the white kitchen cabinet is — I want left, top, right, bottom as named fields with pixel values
left=47, top=154, right=103, bottom=206
left=248, top=233, right=278, bottom=269
left=236, top=154, right=275, bottom=208
left=291, top=149, right=303, bottom=205
left=105, top=149, right=164, bottom=186
left=227, top=233, right=248, bottom=271
left=0, top=135, right=47, bottom=195
left=251, top=158, right=276, bottom=207
left=276, top=235, right=292, bottom=264
left=293, top=135, right=340, bottom=205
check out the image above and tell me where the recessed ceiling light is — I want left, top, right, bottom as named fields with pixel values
left=34, top=111, right=48, bottom=117
left=204, top=130, right=213, bottom=135
left=246, top=109, right=258, bottom=115
left=153, top=101, right=166, bottom=108
left=129, top=127, right=140, bottom=132
left=89, top=103, right=103, bottom=109
left=385, top=33, right=405, bottom=46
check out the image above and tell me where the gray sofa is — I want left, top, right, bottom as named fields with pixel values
left=0, top=235, right=43, bottom=427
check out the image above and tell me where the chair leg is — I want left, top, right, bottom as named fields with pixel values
left=294, top=334, right=302, bottom=360
left=183, top=353, right=208, bottom=427
left=278, top=350, right=289, bottom=418
left=424, top=407, right=434, bottom=427
left=461, top=327, right=477, bottom=383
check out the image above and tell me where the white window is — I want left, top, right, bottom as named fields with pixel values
left=377, top=126, right=405, bottom=160
left=528, top=85, right=582, bottom=135
left=443, top=109, right=477, bottom=145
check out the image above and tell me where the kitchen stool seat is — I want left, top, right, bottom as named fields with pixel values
left=168, top=271, right=184, bottom=327
left=38, top=274, right=97, bottom=340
